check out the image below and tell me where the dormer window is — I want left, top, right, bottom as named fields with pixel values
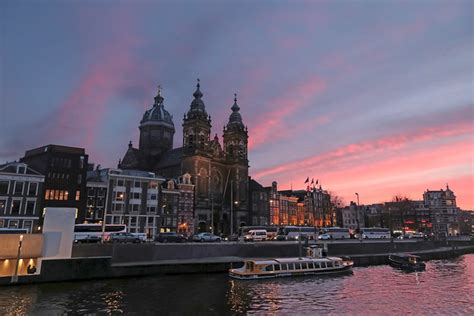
left=17, top=164, right=26, bottom=174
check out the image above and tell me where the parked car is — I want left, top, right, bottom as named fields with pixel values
left=155, top=232, right=187, bottom=243
left=74, top=235, right=101, bottom=243
left=108, top=232, right=142, bottom=243
left=131, top=233, right=148, bottom=242
left=318, top=233, right=332, bottom=240
left=192, top=232, right=221, bottom=242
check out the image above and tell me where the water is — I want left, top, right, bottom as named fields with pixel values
left=0, top=254, right=473, bottom=315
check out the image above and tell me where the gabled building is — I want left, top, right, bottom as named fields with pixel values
left=0, top=162, right=44, bottom=232
left=424, top=185, right=460, bottom=237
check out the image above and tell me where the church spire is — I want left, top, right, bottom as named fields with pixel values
left=154, top=84, right=164, bottom=106
left=193, top=78, right=203, bottom=99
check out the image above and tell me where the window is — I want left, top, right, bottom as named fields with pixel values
left=115, top=192, right=124, bottom=201
left=132, top=192, right=140, bottom=200
left=134, top=181, right=141, bottom=188
left=18, top=166, right=26, bottom=174
left=77, top=174, right=82, bottom=184
left=8, top=220, right=19, bottom=229
left=98, top=189, right=105, bottom=197
left=0, top=219, right=4, bottom=228
left=23, top=220, right=33, bottom=233
left=14, top=181, right=24, bottom=195
left=25, top=201, right=35, bottom=214
left=148, top=181, right=158, bottom=190
left=0, top=199, right=6, bottom=214
left=75, top=190, right=81, bottom=201
left=264, top=265, right=274, bottom=272
left=274, top=265, right=281, bottom=271
left=129, top=204, right=140, bottom=212
left=28, top=182, right=38, bottom=196
left=0, top=180, right=9, bottom=195
left=11, top=200, right=21, bottom=214
left=147, top=206, right=156, bottom=213
left=88, top=188, right=95, bottom=197
left=148, top=193, right=157, bottom=200
left=79, top=156, right=85, bottom=169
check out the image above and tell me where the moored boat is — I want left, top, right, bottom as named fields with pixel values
left=388, top=254, right=426, bottom=271
left=229, top=246, right=353, bottom=280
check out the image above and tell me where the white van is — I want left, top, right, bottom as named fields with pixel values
left=244, top=229, right=268, bottom=242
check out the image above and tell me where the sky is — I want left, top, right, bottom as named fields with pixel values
left=1, top=0, right=473, bottom=209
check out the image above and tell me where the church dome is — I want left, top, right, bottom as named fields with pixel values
left=140, top=88, right=174, bottom=129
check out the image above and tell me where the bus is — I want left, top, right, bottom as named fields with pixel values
left=319, top=227, right=350, bottom=240
left=360, top=228, right=391, bottom=239
left=238, top=226, right=279, bottom=241
left=277, top=226, right=318, bottom=241
left=74, top=224, right=127, bottom=243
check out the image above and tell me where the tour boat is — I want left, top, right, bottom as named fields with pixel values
left=388, top=254, right=426, bottom=271
left=229, top=247, right=353, bottom=280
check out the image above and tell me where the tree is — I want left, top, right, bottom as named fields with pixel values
left=389, top=194, right=412, bottom=235
left=328, top=192, right=345, bottom=227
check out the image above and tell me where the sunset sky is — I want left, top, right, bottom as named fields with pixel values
left=1, top=0, right=473, bottom=209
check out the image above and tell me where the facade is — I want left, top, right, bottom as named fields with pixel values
left=120, top=82, right=249, bottom=235
left=341, top=202, right=365, bottom=231
left=87, top=167, right=194, bottom=239
left=248, top=177, right=269, bottom=226
left=0, top=162, right=44, bottom=232
left=85, top=167, right=108, bottom=223
left=423, top=185, right=460, bottom=236
left=20, top=144, right=88, bottom=224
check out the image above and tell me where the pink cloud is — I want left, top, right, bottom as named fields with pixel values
left=253, top=119, right=473, bottom=179
left=248, top=76, right=327, bottom=149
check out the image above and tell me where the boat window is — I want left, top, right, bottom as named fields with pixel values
left=309, top=262, right=315, bottom=269
left=321, top=262, right=327, bottom=268
left=302, top=263, right=308, bottom=269
left=264, top=265, right=274, bottom=272
left=335, top=261, right=340, bottom=266
left=274, top=264, right=281, bottom=271
left=295, top=263, right=301, bottom=270
left=289, top=263, right=295, bottom=270
left=281, top=264, right=288, bottom=270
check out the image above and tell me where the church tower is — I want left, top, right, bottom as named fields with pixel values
left=138, top=86, right=175, bottom=168
left=223, top=93, right=249, bottom=213
left=223, top=93, right=248, bottom=164
left=182, top=79, right=212, bottom=155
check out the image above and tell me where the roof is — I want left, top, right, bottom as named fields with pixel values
left=0, top=162, right=44, bottom=176
left=24, top=144, right=86, bottom=157
left=155, top=147, right=184, bottom=169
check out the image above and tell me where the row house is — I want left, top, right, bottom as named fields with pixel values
left=0, top=162, right=44, bottom=232
left=423, top=185, right=460, bottom=237
left=86, top=168, right=194, bottom=239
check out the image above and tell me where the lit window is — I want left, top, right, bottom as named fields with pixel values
left=76, top=191, right=81, bottom=201
left=45, top=190, right=50, bottom=200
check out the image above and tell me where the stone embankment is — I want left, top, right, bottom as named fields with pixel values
left=1, top=239, right=472, bottom=285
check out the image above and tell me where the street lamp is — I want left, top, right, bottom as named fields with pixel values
left=355, top=193, right=361, bottom=240
left=11, top=234, right=23, bottom=283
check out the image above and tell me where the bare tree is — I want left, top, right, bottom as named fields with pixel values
left=328, top=192, right=345, bottom=227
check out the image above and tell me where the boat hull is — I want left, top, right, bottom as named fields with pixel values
left=388, top=260, right=425, bottom=271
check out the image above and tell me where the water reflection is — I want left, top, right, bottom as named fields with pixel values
left=0, top=255, right=472, bottom=315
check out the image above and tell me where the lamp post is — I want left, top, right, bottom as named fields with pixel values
left=11, top=234, right=23, bottom=283
left=355, top=193, right=361, bottom=240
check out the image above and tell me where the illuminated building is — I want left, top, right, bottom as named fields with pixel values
left=20, top=144, right=88, bottom=224
left=119, top=81, right=249, bottom=235
left=0, top=162, right=44, bottom=232
left=424, top=185, right=460, bottom=237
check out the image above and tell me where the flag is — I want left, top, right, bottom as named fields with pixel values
left=316, top=179, right=319, bottom=185
left=304, top=177, right=309, bottom=184
left=311, top=178, right=314, bottom=184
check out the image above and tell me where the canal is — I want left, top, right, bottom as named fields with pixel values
left=0, top=254, right=473, bottom=315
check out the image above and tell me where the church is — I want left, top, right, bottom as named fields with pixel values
left=119, top=80, right=249, bottom=235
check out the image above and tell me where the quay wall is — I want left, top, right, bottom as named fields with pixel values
left=71, top=240, right=473, bottom=263
left=1, top=240, right=472, bottom=286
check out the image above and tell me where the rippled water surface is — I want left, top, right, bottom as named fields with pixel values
left=0, top=254, right=473, bottom=315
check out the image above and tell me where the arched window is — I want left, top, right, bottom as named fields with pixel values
left=199, top=168, right=208, bottom=196
left=188, top=134, right=194, bottom=148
